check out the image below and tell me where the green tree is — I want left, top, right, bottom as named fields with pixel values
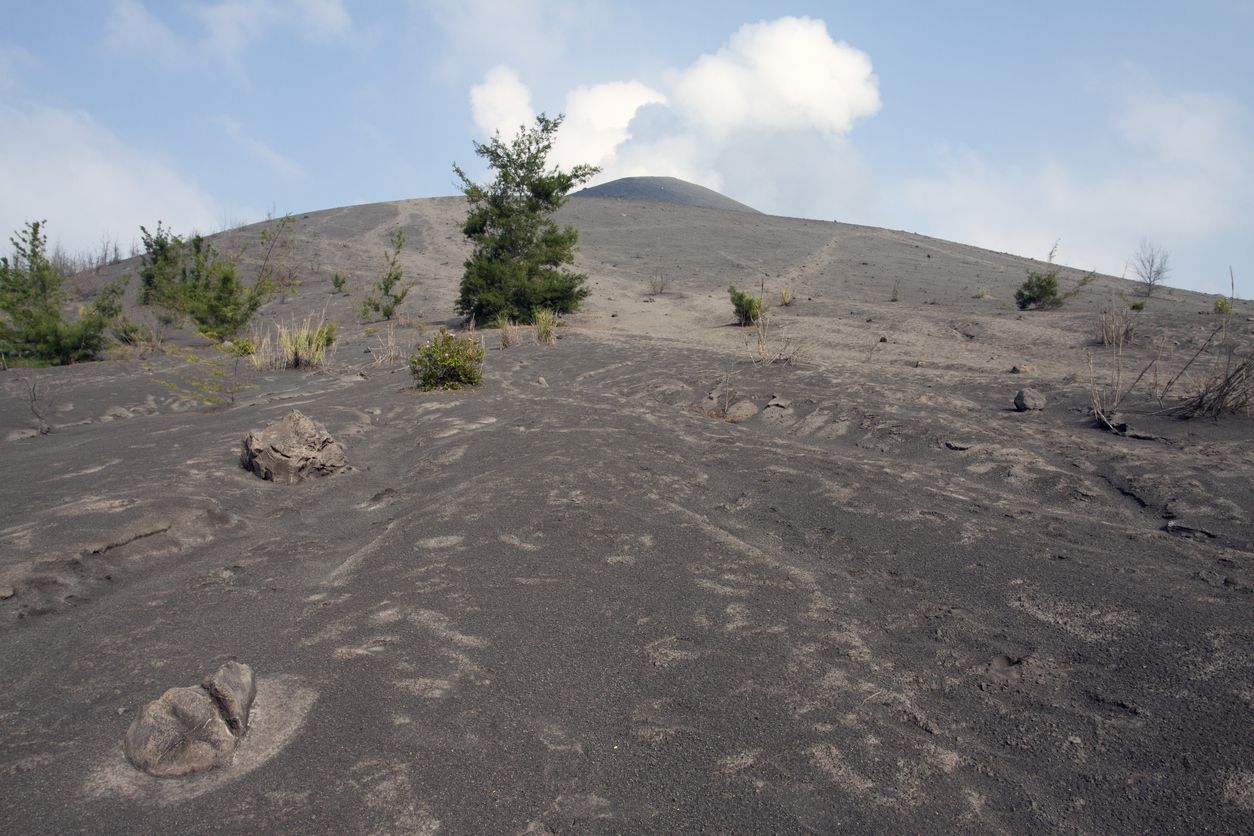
left=0, top=220, right=123, bottom=365
left=360, top=228, right=411, bottom=321
left=453, top=114, right=599, bottom=324
left=138, top=222, right=274, bottom=341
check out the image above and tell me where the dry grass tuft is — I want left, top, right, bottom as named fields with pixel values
left=252, top=314, right=337, bottom=370
left=493, top=312, right=516, bottom=348
left=534, top=308, right=557, bottom=345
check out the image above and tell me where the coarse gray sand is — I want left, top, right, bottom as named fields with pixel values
left=1, top=187, right=1252, bottom=833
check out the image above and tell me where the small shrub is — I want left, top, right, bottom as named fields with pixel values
left=648, top=274, right=667, bottom=295
left=890, top=279, right=900, bottom=302
left=1016, top=271, right=1060, bottom=310
left=779, top=285, right=794, bottom=306
left=974, top=287, right=991, bottom=299
left=409, top=328, right=484, bottom=390
left=493, top=312, right=516, bottom=348
left=533, top=307, right=557, bottom=345
left=729, top=285, right=762, bottom=325
left=331, top=272, right=348, bottom=293
left=360, top=229, right=411, bottom=321
left=1214, top=296, right=1233, bottom=316
left=1129, top=300, right=1145, bottom=311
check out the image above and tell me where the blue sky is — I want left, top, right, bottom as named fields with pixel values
left=2, top=1, right=1251, bottom=294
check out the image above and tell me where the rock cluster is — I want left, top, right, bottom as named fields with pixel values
left=241, top=410, right=347, bottom=485
left=123, top=661, right=256, bottom=778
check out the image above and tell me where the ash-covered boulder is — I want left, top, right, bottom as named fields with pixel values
left=241, top=410, right=347, bottom=485
left=202, top=661, right=256, bottom=735
left=1014, top=388, right=1046, bottom=412
left=124, top=661, right=258, bottom=778
left=123, top=686, right=238, bottom=778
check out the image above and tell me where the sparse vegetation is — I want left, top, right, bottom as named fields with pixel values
left=493, top=312, right=516, bottom=348
left=648, top=273, right=668, bottom=296
left=10, top=376, right=56, bottom=434
left=409, top=328, right=484, bottom=390
left=1131, top=239, right=1170, bottom=297
left=974, top=287, right=991, bottom=299
left=1015, top=242, right=1093, bottom=310
left=1129, top=300, right=1145, bottom=311
left=729, top=285, right=762, bottom=325
left=533, top=308, right=557, bottom=345
left=1, top=220, right=125, bottom=365
left=360, top=229, right=411, bottom=321
left=331, top=272, right=348, bottom=294
left=1214, top=296, right=1233, bottom=316
left=138, top=222, right=274, bottom=341
left=369, top=321, right=406, bottom=368
left=454, top=114, right=599, bottom=324
left=252, top=314, right=337, bottom=370
left=1098, top=298, right=1136, bottom=348
left=779, top=285, right=794, bottom=306
left=890, top=279, right=900, bottom=302
left=160, top=341, right=256, bottom=407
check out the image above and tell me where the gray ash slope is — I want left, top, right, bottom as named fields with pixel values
left=1, top=193, right=1252, bottom=834
left=573, top=176, right=760, bottom=213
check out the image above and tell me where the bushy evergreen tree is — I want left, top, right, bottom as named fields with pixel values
left=454, top=114, right=599, bottom=324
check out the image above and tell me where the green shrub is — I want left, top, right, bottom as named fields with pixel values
left=138, top=222, right=273, bottom=340
left=360, top=229, right=410, bottom=321
left=0, top=220, right=124, bottom=365
left=409, top=328, right=484, bottom=390
left=1129, top=300, right=1146, bottom=311
left=1015, top=270, right=1060, bottom=310
left=533, top=308, right=557, bottom=345
left=331, top=272, right=348, bottom=293
left=1214, top=296, right=1233, bottom=316
left=454, top=114, right=598, bottom=324
left=729, top=285, right=762, bottom=325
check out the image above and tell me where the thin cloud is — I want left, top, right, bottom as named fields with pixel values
left=214, top=116, right=306, bottom=180
left=900, top=82, right=1254, bottom=290
left=0, top=100, right=222, bottom=253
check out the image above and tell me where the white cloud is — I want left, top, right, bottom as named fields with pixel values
left=900, top=85, right=1254, bottom=287
left=214, top=116, right=305, bottom=179
left=0, top=101, right=222, bottom=253
left=470, top=66, right=535, bottom=139
left=551, top=81, right=666, bottom=170
left=464, top=17, right=880, bottom=214
left=670, top=16, right=880, bottom=139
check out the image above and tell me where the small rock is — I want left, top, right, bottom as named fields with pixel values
left=725, top=401, right=759, bottom=423
left=0, top=585, right=14, bottom=600
left=1011, top=364, right=1034, bottom=374
left=767, top=395, right=792, bottom=409
left=879, top=336, right=888, bottom=343
left=123, top=686, right=238, bottom=777
left=241, top=410, right=348, bottom=485
left=1014, top=389, right=1046, bottom=412
left=536, top=377, right=548, bottom=388
left=944, top=441, right=972, bottom=451
left=5, top=429, right=40, bottom=442
left=202, top=661, right=256, bottom=735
